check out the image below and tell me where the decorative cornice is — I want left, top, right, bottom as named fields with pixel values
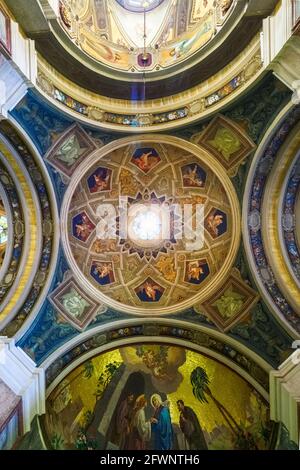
left=281, top=150, right=300, bottom=287
left=262, top=122, right=300, bottom=314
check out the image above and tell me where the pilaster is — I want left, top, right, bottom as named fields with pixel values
left=0, top=337, right=45, bottom=434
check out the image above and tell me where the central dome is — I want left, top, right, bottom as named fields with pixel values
left=62, top=135, right=240, bottom=315
left=129, top=204, right=163, bottom=246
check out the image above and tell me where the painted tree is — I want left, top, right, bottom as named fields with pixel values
left=190, top=366, right=245, bottom=438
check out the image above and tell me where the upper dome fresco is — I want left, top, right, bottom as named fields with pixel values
left=59, top=0, right=235, bottom=75
left=115, top=0, right=166, bottom=13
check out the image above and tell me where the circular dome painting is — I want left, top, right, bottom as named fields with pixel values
left=62, top=136, right=240, bottom=315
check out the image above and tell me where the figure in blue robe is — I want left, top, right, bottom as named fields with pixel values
left=151, top=394, right=173, bottom=450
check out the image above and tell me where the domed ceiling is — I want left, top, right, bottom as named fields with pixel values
left=59, top=0, right=235, bottom=74
left=61, top=136, right=240, bottom=315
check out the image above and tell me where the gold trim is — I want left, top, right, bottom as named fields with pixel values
left=262, top=123, right=300, bottom=315
left=60, top=134, right=241, bottom=316
left=36, top=34, right=262, bottom=131
left=0, top=142, right=37, bottom=322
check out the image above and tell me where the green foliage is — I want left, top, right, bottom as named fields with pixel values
left=259, top=423, right=271, bottom=445
left=233, top=430, right=257, bottom=450
left=75, top=429, right=97, bottom=450
left=51, top=433, right=64, bottom=450
left=75, top=409, right=97, bottom=450
left=95, top=361, right=121, bottom=401
left=83, top=360, right=94, bottom=379
left=190, top=367, right=210, bottom=404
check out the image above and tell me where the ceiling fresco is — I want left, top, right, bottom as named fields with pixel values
left=6, top=76, right=294, bottom=374
left=44, top=344, right=273, bottom=450
left=1, top=0, right=300, bottom=453
left=59, top=0, right=235, bottom=73
left=59, top=136, right=240, bottom=315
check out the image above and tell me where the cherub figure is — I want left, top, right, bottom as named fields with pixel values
left=96, top=263, right=112, bottom=279
left=183, top=165, right=204, bottom=187
left=135, top=151, right=153, bottom=171
left=75, top=214, right=94, bottom=241
left=144, top=281, right=160, bottom=301
left=188, top=262, right=204, bottom=282
left=206, top=213, right=224, bottom=237
left=93, top=172, right=110, bottom=191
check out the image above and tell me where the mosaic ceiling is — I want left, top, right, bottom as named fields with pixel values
left=59, top=135, right=240, bottom=315
left=59, top=0, right=235, bottom=73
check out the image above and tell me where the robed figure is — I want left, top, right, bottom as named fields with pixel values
left=177, top=400, right=208, bottom=450
left=128, top=395, right=151, bottom=450
left=150, top=394, right=173, bottom=450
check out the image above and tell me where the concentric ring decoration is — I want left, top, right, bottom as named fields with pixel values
left=0, top=123, right=59, bottom=338
left=61, top=134, right=241, bottom=316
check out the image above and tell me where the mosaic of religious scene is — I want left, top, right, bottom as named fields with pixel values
left=130, top=148, right=161, bottom=173
left=87, top=167, right=112, bottom=193
left=90, top=261, right=115, bottom=286
left=66, top=140, right=237, bottom=312
left=205, top=208, right=227, bottom=239
left=72, top=212, right=95, bottom=243
left=181, top=164, right=206, bottom=188
left=135, top=278, right=165, bottom=302
left=185, top=260, right=210, bottom=285
left=44, top=344, right=273, bottom=450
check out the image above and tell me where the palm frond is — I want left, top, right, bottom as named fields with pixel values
left=190, top=367, right=210, bottom=404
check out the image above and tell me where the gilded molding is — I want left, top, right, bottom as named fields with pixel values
left=262, top=123, right=300, bottom=313
left=0, top=141, right=37, bottom=325
left=0, top=122, right=59, bottom=338
left=44, top=322, right=270, bottom=400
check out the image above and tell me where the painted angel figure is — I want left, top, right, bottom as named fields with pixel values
left=183, top=165, right=204, bottom=187
left=135, top=151, right=153, bottom=171
left=206, top=213, right=224, bottom=237
left=187, top=262, right=203, bottom=282
left=144, top=281, right=161, bottom=301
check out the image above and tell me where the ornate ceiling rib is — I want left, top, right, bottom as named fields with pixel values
left=60, top=134, right=241, bottom=316
left=36, top=34, right=263, bottom=132
left=0, top=122, right=59, bottom=338
left=5, top=0, right=277, bottom=100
